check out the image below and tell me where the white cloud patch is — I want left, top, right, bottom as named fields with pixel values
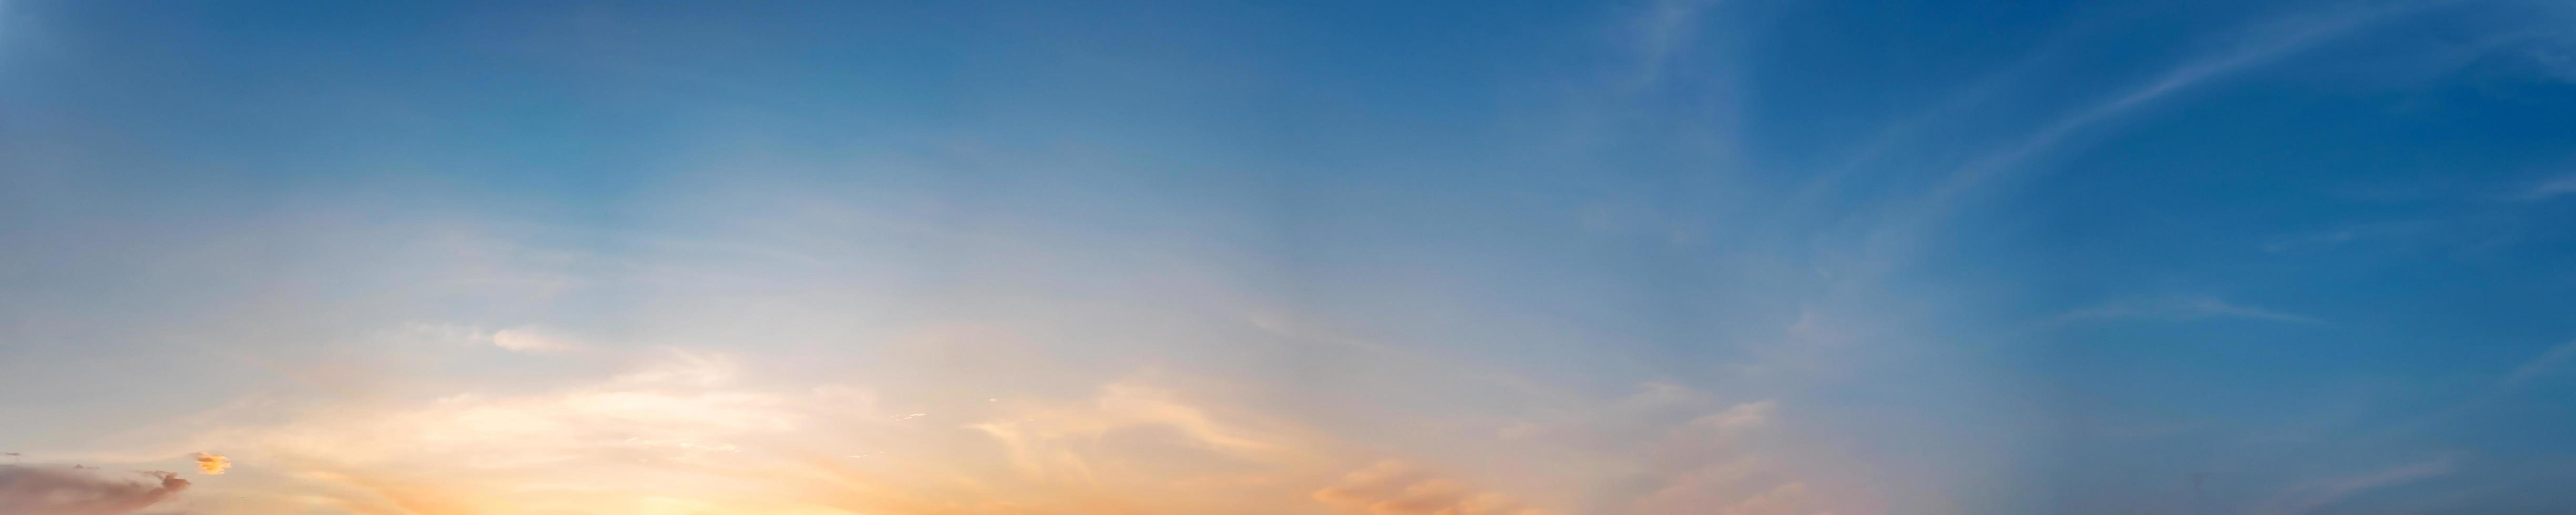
left=393, top=322, right=585, bottom=354
left=177, top=351, right=835, bottom=513
left=489, top=328, right=581, bottom=353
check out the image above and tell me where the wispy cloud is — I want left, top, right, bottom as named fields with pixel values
left=127, top=339, right=1863, bottom=515
left=2260, top=220, right=2435, bottom=253
left=2361, top=339, right=2576, bottom=443
left=2057, top=295, right=2326, bottom=326
left=2250, top=455, right=2456, bottom=514
left=2517, top=172, right=2576, bottom=201
left=2500, top=339, right=2576, bottom=388
left=1630, top=0, right=1722, bottom=86
left=1312, top=461, right=1551, bottom=515
left=394, top=322, right=585, bottom=354
left=1866, top=4, right=2414, bottom=265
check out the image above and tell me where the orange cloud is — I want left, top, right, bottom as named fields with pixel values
left=195, top=452, right=231, bottom=475
left=1312, top=461, right=1552, bottom=515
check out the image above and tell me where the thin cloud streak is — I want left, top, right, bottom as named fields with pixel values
left=2500, top=339, right=2576, bottom=387
left=2054, top=296, right=2327, bottom=326
left=1863, top=3, right=2418, bottom=266
left=2519, top=172, right=2576, bottom=201
left=2249, top=455, right=2457, bottom=515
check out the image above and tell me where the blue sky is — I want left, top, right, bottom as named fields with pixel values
left=4, top=1, right=2575, bottom=513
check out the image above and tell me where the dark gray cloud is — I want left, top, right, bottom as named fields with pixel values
left=0, top=465, right=192, bottom=515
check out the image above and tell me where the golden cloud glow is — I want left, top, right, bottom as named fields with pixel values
left=195, top=452, right=231, bottom=475
left=134, top=327, right=1867, bottom=515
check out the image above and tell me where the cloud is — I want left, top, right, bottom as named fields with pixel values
left=2501, top=339, right=2576, bottom=388
left=1480, top=383, right=1857, bottom=514
left=193, top=452, right=229, bottom=475
left=2259, top=221, right=2433, bottom=253
left=164, top=346, right=1354, bottom=514
left=1630, top=0, right=1721, bottom=85
left=1865, top=3, right=2411, bottom=266
left=1690, top=400, right=1774, bottom=432
left=393, top=322, right=584, bottom=354
left=2519, top=173, right=2576, bottom=201
left=1637, top=479, right=1831, bottom=515
left=2057, top=296, right=2325, bottom=325
left=138, top=335, right=1879, bottom=515
left=489, top=328, right=581, bottom=353
left=966, top=380, right=1315, bottom=486
left=180, top=351, right=820, bottom=513
left=234, top=355, right=800, bottom=466
left=2250, top=456, right=2456, bottom=514
left=2363, top=340, right=2576, bottom=442
left=1622, top=399, right=1846, bottom=515
left=1312, top=461, right=1551, bottom=515
left=0, top=465, right=192, bottom=515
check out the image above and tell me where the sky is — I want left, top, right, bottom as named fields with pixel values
left=3, top=1, right=2575, bottom=513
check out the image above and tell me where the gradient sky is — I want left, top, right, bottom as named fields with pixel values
left=4, top=1, right=2576, bottom=514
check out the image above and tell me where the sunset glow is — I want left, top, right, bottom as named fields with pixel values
left=6, top=1, right=2576, bottom=513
